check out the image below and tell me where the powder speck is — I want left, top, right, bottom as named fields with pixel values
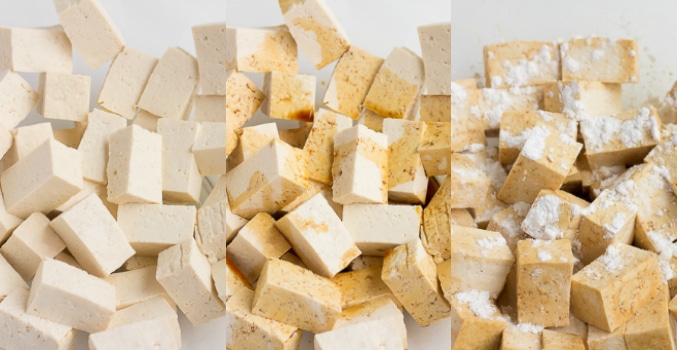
left=455, top=290, right=498, bottom=319
left=521, top=126, right=551, bottom=160
left=538, top=250, right=552, bottom=261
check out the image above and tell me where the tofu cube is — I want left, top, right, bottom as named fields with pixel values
left=0, top=71, right=38, bottom=130
left=226, top=138, right=307, bottom=219
left=276, top=193, right=360, bottom=278
left=78, top=109, right=127, bottom=185
left=332, top=125, right=388, bottom=205
left=156, top=238, right=226, bottom=325
left=363, top=47, right=424, bottom=119
left=498, top=126, right=582, bottom=204
left=212, top=260, right=227, bottom=304
left=421, top=95, right=452, bottom=123
left=419, top=121, right=452, bottom=176
left=252, top=258, right=342, bottom=333
left=137, top=47, right=198, bottom=120
left=157, top=119, right=202, bottom=204
left=192, top=22, right=226, bottom=95
left=192, top=122, right=227, bottom=176
left=437, top=259, right=451, bottom=303
left=623, top=286, right=674, bottom=349
left=303, top=108, right=352, bottom=185
left=226, top=212, right=291, bottom=283
left=449, top=226, right=515, bottom=298
left=132, top=109, right=160, bottom=132
left=383, top=118, right=428, bottom=203
left=331, top=266, right=397, bottom=310
left=501, top=324, right=543, bottom=350
left=571, top=244, right=663, bottom=332
left=516, top=239, right=574, bottom=327
left=449, top=154, right=491, bottom=208
left=543, top=80, right=622, bottom=120
left=226, top=288, right=302, bottom=350
left=449, top=290, right=507, bottom=349
left=197, top=93, right=227, bottom=123
left=560, top=38, right=638, bottom=83
left=36, top=72, right=90, bottom=122
left=485, top=202, right=531, bottom=252
left=1, top=137, right=83, bottom=218
left=357, top=108, right=386, bottom=132
left=0, top=212, right=65, bottom=281
left=541, top=329, right=586, bottom=350
left=88, top=317, right=180, bottom=350
left=313, top=316, right=405, bottom=350
left=381, top=239, right=450, bottom=326
left=2, top=122, right=53, bottom=170
left=278, top=122, right=313, bottom=148
left=0, top=254, right=28, bottom=300
left=261, top=71, right=316, bottom=122
left=479, top=86, right=544, bottom=131
left=484, top=41, right=560, bottom=88
left=106, top=125, right=163, bottom=204
left=278, top=0, right=350, bottom=69
left=450, top=79, right=483, bottom=138
left=0, top=288, right=75, bottom=350
left=200, top=176, right=230, bottom=261
left=225, top=25, right=298, bottom=73
left=104, top=266, right=170, bottom=310
left=225, top=257, right=252, bottom=303
left=422, top=202, right=453, bottom=263
left=586, top=324, right=627, bottom=350
left=521, top=189, right=590, bottom=241
left=0, top=25, right=72, bottom=73
left=27, top=259, right=115, bottom=333
left=50, top=193, right=135, bottom=277
left=418, top=22, right=451, bottom=95
left=97, top=46, right=158, bottom=119
left=227, top=122, right=280, bottom=170
left=117, top=203, right=196, bottom=257
left=342, top=203, right=421, bottom=256
left=323, top=46, right=384, bottom=119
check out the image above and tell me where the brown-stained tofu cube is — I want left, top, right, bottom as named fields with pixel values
left=422, top=202, right=452, bottom=263
left=498, top=126, right=582, bottom=204
left=484, top=41, right=560, bottom=88
left=382, top=118, right=428, bottom=204
left=543, top=80, right=622, bottom=120
left=227, top=123, right=280, bottom=171
left=570, top=244, right=663, bottom=332
left=516, top=239, right=574, bottom=327
left=501, top=323, right=543, bottom=350
left=580, top=107, right=662, bottom=169
left=278, top=122, right=313, bottom=149
left=549, top=310, right=589, bottom=341
left=226, top=70, right=265, bottom=130
left=449, top=226, right=515, bottom=298
left=331, top=265, right=398, bottom=310
left=541, top=329, right=586, bottom=350
left=357, top=108, right=386, bottom=132
left=479, top=85, right=544, bottom=132
left=252, top=259, right=342, bottom=333
left=521, top=189, right=590, bottom=241
left=623, top=285, right=674, bottom=350
left=418, top=122, right=451, bottom=176
left=261, top=71, right=315, bottom=122
left=560, top=37, right=638, bottom=83
left=448, top=154, right=491, bottom=208
left=381, top=239, right=450, bottom=326
left=449, top=290, right=507, bottom=350
left=303, top=108, right=352, bottom=185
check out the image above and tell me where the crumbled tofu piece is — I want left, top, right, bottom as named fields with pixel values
left=543, top=80, right=622, bottom=120
left=303, top=108, right=352, bottom=185
left=0, top=71, right=39, bottom=129
left=192, top=122, right=227, bottom=176
left=78, top=109, right=127, bottom=184
left=449, top=290, right=507, bottom=349
left=484, top=41, right=559, bottom=88
left=36, top=72, right=90, bottom=122
left=383, top=118, right=428, bottom=203
left=261, top=71, right=316, bottom=122
left=331, top=265, right=398, bottom=310
left=225, top=25, right=298, bottom=73
left=192, top=22, right=226, bottom=95
left=105, top=266, right=171, bottom=310
left=418, top=22, right=451, bottom=95
left=560, top=37, right=638, bottom=83
left=0, top=25, right=71, bottom=73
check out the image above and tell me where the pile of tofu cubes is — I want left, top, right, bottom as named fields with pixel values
left=225, top=0, right=452, bottom=349
left=0, top=0, right=228, bottom=349
left=452, top=34, right=677, bottom=348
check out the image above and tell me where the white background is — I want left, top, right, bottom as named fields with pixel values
left=226, top=1, right=451, bottom=349
left=0, top=1, right=226, bottom=349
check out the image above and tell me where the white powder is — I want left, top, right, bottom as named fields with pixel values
left=487, top=50, right=495, bottom=59
left=538, top=110, right=553, bottom=122
left=513, top=201, right=532, bottom=217
left=482, top=88, right=511, bottom=129
left=501, top=128, right=533, bottom=149
left=502, top=45, right=556, bottom=88
left=497, top=214, right=522, bottom=238
left=470, top=105, right=481, bottom=118
left=465, top=143, right=485, bottom=153
left=579, top=115, right=621, bottom=153
left=476, top=236, right=507, bottom=250
left=451, top=82, right=467, bottom=106
left=602, top=212, right=626, bottom=240
left=558, top=133, right=577, bottom=146
left=563, top=57, right=580, bottom=72
left=521, top=195, right=564, bottom=240
left=514, top=323, right=544, bottom=334
left=521, top=126, right=551, bottom=160
left=599, top=245, right=623, bottom=274
left=491, top=76, right=503, bottom=88
left=559, top=81, right=585, bottom=120
left=629, top=49, right=636, bottom=57
left=591, top=49, right=605, bottom=62
left=455, top=290, right=498, bottom=319
left=584, top=108, right=661, bottom=153
left=538, top=250, right=552, bottom=261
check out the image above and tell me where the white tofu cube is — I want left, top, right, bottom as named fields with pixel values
left=342, top=203, right=421, bottom=256
left=0, top=25, right=72, bottom=73
left=117, top=203, right=196, bottom=257
left=132, top=109, right=159, bottom=132
left=195, top=94, right=227, bottom=123
left=97, top=46, right=158, bottom=119
left=53, top=0, right=124, bottom=68
left=107, top=125, right=163, bottom=204
left=225, top=25, right=298, bottom=73
left=78, top=109, right=127, bottom=185
left=27, top=259, right=116, bottom=333
left=36, top=72, right=90, bottom=122
left=50, top=193, right=135, bottom=278
left=418, top=22, right=451, bottom=95
left=88, top=317, right=180, bottom=350
left=157, top=119, right=202, bottom=204
left=0, top=254, right=27, bottom=300
left=314, top=317, right=405, bottom=350
left=192, top=22, right=226, bottom=95
left=199, top=176, right=230, bottom=261
left=1, top=137, right=83, bottom=218
left=2, top=122, right=53, bottom=170
left=212, top=259, right=227, bottom=304
left=0, top=71, right=39, bottom=129
left=137, top=47, right=198, bottom=120
left=106, top=295, right=177, bottom=330
left=192, top=122, right=226, bottom=176
left=104, top=266, right=171, bottom=310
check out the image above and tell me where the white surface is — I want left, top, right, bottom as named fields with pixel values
left=226, top=1, right=451, bottom=349
left=0, top=1, right=226, bottom=349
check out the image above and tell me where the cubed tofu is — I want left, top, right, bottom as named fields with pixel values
left=89, top=318, right=180, bottom=350
left=197, top=93, right=228, bottom=123
left=132, top=109, right=160, bottom=132
left=586, top=324, right=627, bottom=350
left=449, top=154, right=491, bottom=208
left=623, top=286, right=674, bottom=350
left=484, top=41, right=559, bottom=88
left=421, top=95, right=452, bottom=124
left=331, top=266, right=397, bottom=310
left=543, top=80, right=622, bottom=120
left=192, top=122, right=227, bottom=176
left=422, top=202, right=453, bottom=263
left=225, top=25, right=298, bottom=73
left=541, top=329, right=586, bottom=350
left=560, top=37, right=638, bottom=83
left=0, top=25, right=71, bottom=73
left=486, top=202, right=531, bottom=253
left=78, top=109, right=127, bottom=185
left=383, top=118, right=428, bottom=203
left=200, top=176, right=230, bottom=261
left=418, top=22, right=451, bottom=95
left=36, top=72, right=90, bottom=122
left=303, top=109, right=352, bottom=185
left=225, top=257, right=252, bottom=303
left=0, top=71, right=39, bottom=129
left=449, top=290, right=507, bottom=350
left=97, top=46, right=158, bottom=119
left=479, top=86, right=544, bottom=132
left=450, top=79, right=483, bottom=137
left=212, top=259, right=228, bottom=304
left=227, top=122, right=280, bottom=170
left=419, top=122, right=452, bottom=176
left=342, top=203, right=421, bottom=256
left=501, top=324, right=543, bottom=350
left=314, top=316, right=404, bottom=350
left=104, top=266, right=171, bottom=310
left=0, top=254, right=28, bottom=300
left=357, top=108, right=386, bottom=132
left=157, top=119, right=202, bottom=204
left=261, top=71, right=315, bottom=122
left=2, top=122, right=53, bottom=170
left=278, top=122, right=313, bottom=148
left=323, top=46, right=383, bottom=119
left=521, top=189, right=589, bottom=241
left=192, top=22, right=227, bottom=95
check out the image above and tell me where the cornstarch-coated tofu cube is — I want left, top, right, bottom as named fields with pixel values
left=227, top=122, right=279, bottom=170
left=479, top=86, right=544, bottom=132
left=342, top=203, right=421, bottom=257
left=156, top=238, right=226, bottom=325
left=571, top=244, right=663, bottom=332
left=0, top=71, right=39, bottom=129
left=53, top=0, right=124, bottom=68
left=543, top=80, right=622, bottom=120
left=50, top=193, right=135, bottom=277
left=1, top=137, right=83, bottom=218
left=541, top=329, right=586, bottom=350
left=363, top=47, right=423, bottom=120
left=226, top=138, right=307, bottom=219
left=484, top=41, right=559, bottom=88
left=278, top=0, right=350, bottom=69
left=0, top=288, right=75, bottom=350
left=78, top=109, right=127, bottom=185
left=227, top=288, right=302, bottom=350
left=332, top=125, right=387, bottom=205
left=521, top=189, right=589, bottom=241
left=0, top=212, right=65, bottom=281
left=192, top=22, right=226, bottom=95
left=501, top=323, right=543, bottom=350
left=97, top=46, right=158, bottom=119
left=323, top=46, right=383, bottom=119
left=381, top=239, right=450, bottom=326
left=486, top=202, right=531, bottom=252
left=560, top=37, right=638, bottom=83
left=226, top=25, right=298, bottom=73
left=252, top=258, right=342, bottom=333
left=37, top=72, right=90, bottom=122
left=382, top=118, right=427, bottom=203
left=451, top=79, right=484, bottom=145
left=107, top=125, right=162, bottom=204
left=449, top=290, right=507, bottom=350
left=331, top=266, right=398, bottom=310
left=105, top=266, right=171, bottom=310
left=226, top=212, right=291, bottom=283
left=275, top=193, right=360, bottom=278
left=28, top=259, right=115, bottom=333
left=157, top=119, right=202, bottom=204
left=449, top=226, right=514, bottom=298
left=418, top=22, right=451, bottom=95
left=0, top=254, right=27, bottom=300
left=137, top=47, right=198, bottom=120
left=449, top=153, right=491, bottom=208
left=516, top=239, right=574, bottom=327
left=0, top=25, right=71, bottom=73
left=192, top=122, right=226, bottom=176
left=303, top=108, right=352, bottom=185
left=262, top=71, right=316, bottom=122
